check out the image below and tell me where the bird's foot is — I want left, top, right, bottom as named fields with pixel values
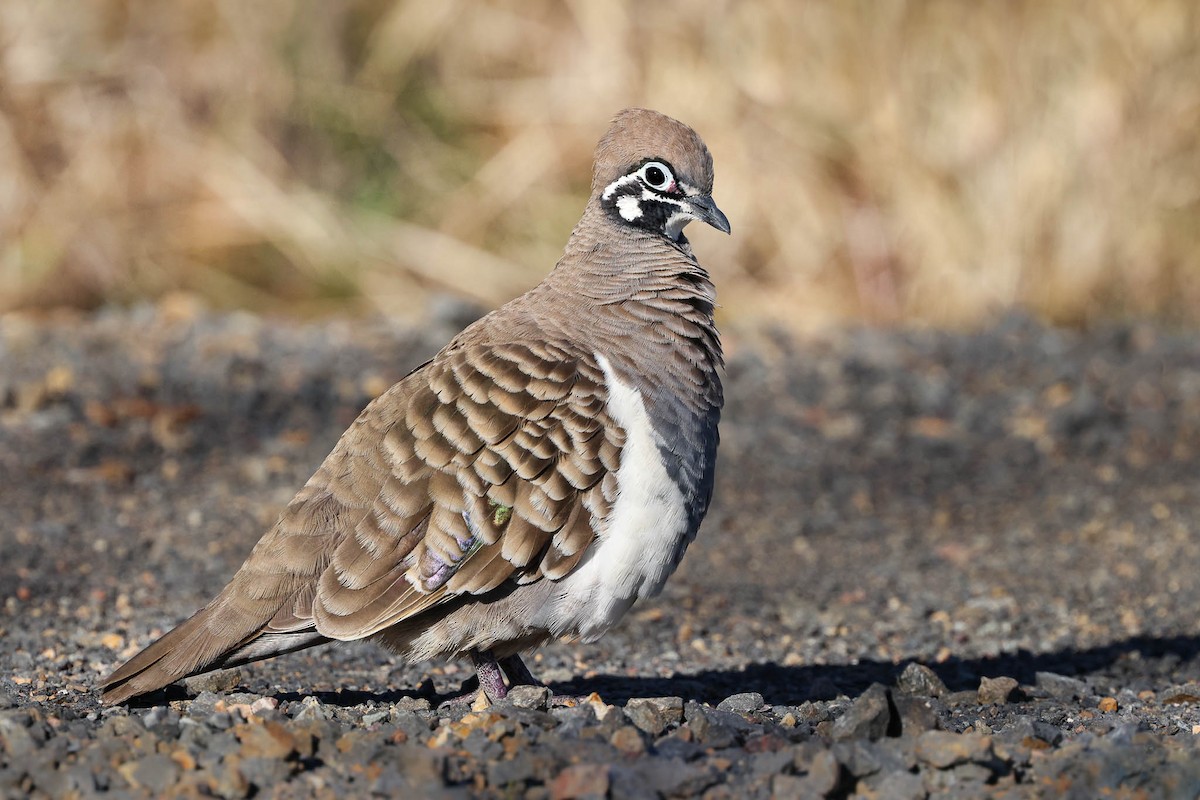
left=439, top=651, right=578, bottom=709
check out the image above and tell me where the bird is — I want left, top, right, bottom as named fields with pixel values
left=102, top=108, right=730, bottom=706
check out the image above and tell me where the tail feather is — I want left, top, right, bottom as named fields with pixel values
left=101, top=603, right=329, bottom=705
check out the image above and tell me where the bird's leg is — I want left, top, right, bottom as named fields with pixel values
left=438, top=649, right=510, bottom=707
left=472, top=649, right=509, bottom=703
left=498, top=654, right=543, bottom=687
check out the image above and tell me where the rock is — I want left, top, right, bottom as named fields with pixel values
left=238, top=756, right=293, bottom=789
left=392, top=695, right=432, bottom=712
left=118, top=754, right=180, bottom=794
left=618, top=757, right=715, bottom=798
left=868, top=770, right=926, bottom=800
left=683, top=702, right=748, bottom=748
left=507, top=685, right=551, bottom=710
left=770, top=773, right=808, bottom=800
left=0, top=713, right=40, bottom=757
left=625, top=697, right=683, bottom=737
left=1035, top=671, right=1087, bottom=700
left=361, top=710, right=389, bottom=726
left=610, top=725, right=646, bottom=756
left=651, top=732, right=704, bottom=762
left=891, top=694, right=939, bottom=736
left=550, top=763, right=610, bottom=800
left=1160, top=684, right=1200, bottom=705
left=187, top=691, right=223, bottom=718
left=914, top=730, right=993, bottom=769
left=831, top=683, right=897, bottom=741
left=978, top=675, right=1020, bottom=704
left=717, top=692, right=765, bottom=715
left=624, top=700, right=666, bottom=735
left=831, top=739, right=908, bottom=779
left=798, top=748, right=843, bottom=796
left=749, top=747, right=795, bottom=778
left=896, top=663, right=947, bottom=697
left=487, top=752, right=537, bottom=787
left=291, top=696, right=328, bottom=722
left=235, top=721, right=296, bottom=759
left=183, top=669, right=242, bottom=695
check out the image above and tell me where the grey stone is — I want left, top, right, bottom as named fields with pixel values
left=550, top=762, right=610, bottom=799
left=393, top=695, right=432, bottom=712
left=914, top=730, right=993, bottom=769
left=239, top=756, right=293, bottom=789
left=749, top=747, right=795, bottom=778
left=126, top=754, right=180, bottom=794
left=832, top=739, right=907, bottom=779
left=626, top=697, right=683, bottom=736
left=186, top=690, right=223, bottom=718
left=361, top=710, right=389, bottom=726
left=942, top=690, right=981, bottom=707
left=1034, top=671, right=1087, bottom=700
left=632, top=758, right=716, bottom=797
left=798, top=748, right=843, bottom=796
left=0, top=713, right=39, bottom=757
left=487, top=752, right=537, bottom=787
left=624, top=700, right=666, bottom=735
left=683, top=702, right=749, bottom=748
left=652, top=732, right=704, bottom=762
left=867, top=770, right=927, bottom=800
left=892, top=694, right=939, bottom=736
left=770, top=773, right=808, bottom=800
left=507, top=684, right=551, bottom=710
left=183, top=668, right=242, bottom=695
left=291, top=695, right=328, bottom=722
left=925, top=761, right=996, bottom=792
left=717, top=691, right=765, bottom=714
left=897, top=663, right=947, bottom=697
left=391, top=708, right=433, bottom=741
left=831, top=683, right=897, bottom=741
left=978, top=675, right=1020, bottom=704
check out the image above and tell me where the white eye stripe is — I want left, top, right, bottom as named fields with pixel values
left=601, top=173, right=641, bottom=201
left=640, top=189, right=686, bottom=207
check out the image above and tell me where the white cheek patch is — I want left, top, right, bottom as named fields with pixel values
left=616, top=195, right=643, bottom=221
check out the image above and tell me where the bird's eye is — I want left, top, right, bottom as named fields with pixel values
left=639, top=162, right=673, bottom=190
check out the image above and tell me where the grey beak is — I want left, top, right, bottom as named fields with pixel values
left=686, top=194, right=732, bottom=235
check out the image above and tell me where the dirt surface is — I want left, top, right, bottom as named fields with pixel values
left=2, top=303, right=1200, bottom=798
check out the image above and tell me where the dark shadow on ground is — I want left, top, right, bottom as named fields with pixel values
left=543, top=633, right=1200, bottom=706
left=117, top=632, right=1200, bottom=709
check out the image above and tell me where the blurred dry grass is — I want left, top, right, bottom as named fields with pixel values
left=1, top=0, right=1198, bottom=330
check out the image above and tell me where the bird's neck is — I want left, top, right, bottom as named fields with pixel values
left=540, top=201, right=722, bottom=383
left=551, top=201, right=715, bottom=311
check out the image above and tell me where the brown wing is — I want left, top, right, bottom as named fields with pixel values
left=305, top=341, right=622, bottom=641
left=100, top=341, right=621, bottom=704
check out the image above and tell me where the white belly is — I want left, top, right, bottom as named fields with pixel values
left=535, top=353, right=691, bottom=642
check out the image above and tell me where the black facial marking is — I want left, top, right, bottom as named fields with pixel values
left=601, top=178, right=687, bottom=239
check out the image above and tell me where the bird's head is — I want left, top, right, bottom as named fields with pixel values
left=592, top=108, right=731, bottom=243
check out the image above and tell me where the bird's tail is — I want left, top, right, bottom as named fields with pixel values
left=101, top=581, right=328, bottom=705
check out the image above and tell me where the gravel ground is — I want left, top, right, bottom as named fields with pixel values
left=3, top=302, right=1200, bottom=798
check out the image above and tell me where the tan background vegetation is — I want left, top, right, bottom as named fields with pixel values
left=2, top=0, right=1198, bottom=331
